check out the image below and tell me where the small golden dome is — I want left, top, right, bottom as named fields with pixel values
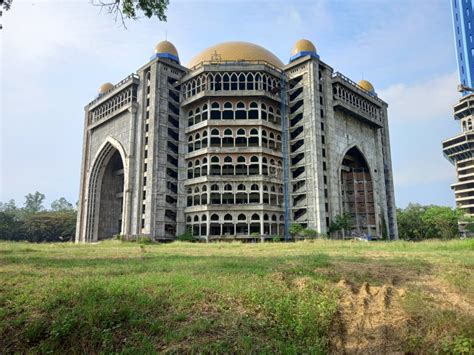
left=154, top=40, right=179, bottom=57
left=98, top=82, right=114, bottom=94
left=291, top=39, right=317, bottom=56
left=358, top=80, right=375, bottom=92
left=188, top=41, right=283, bottom=68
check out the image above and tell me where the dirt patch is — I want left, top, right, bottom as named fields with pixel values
left=318, top=261, right=425, bottom=286
left=419, top=277, right=474, bottom=316
left=330, top=280, right=409, bottom=354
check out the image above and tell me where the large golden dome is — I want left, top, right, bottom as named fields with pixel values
left=358, top=79, right=375, bottom=93
left=154, top=40, right=179, bottom=57
left=98, top=82, right=114, bottom=94
left=291, top=39, right=317, bottom=56
left=188, top=41, right=283, bottom=68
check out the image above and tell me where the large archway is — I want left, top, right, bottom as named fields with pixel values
left=85, top=141, right=126, bottom=242
left=97, top=150, right=124, bottom=240
left=340, top=146, right=376, bottom=237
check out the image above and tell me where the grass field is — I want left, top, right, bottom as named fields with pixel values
left=1, top=239, right=473, bottom=354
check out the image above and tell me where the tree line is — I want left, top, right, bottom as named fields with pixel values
left=0, top=192, right=76, bottom=242
left=0, top=192, right=470, bottom=242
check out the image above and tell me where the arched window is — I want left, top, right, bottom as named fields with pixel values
left=188, top=161, right=193, bottom=179
left=215, top=74, right=222, bottom=91
left=249, top=156, right=259, bottom=175
left=238, top=214, right=246, bottom=221
left=223, top=102, right=234, bottom=120
left=201, top=157, right=207, bottom=177
left=251, top=213, right=260, bottom=221
left=194, top=132, right=201, bottom=151
left=249, top=128, right=259, bottom=147
left=269, top=132, right=275, bottom=150
left=210, top=129, right=221, bottom=147
left=249, top=102, right=259, bottom=119
left=224, top=214, right=232, bottom=221
left=268, top=106, right=275, bottom=123
left=223, top=128, right=234, bottom=147
left=236, top=128, right=247, bottom=147
left=210, top=156, right=221, bottom=176
left=235, top=101, right=246, bottom=120
left=262, top=130, right=268, bottom=148
left=246, top=73, right=255, bottom=90
left=231, top=73, right=238, bottom=90
left=261, top=103, right=267, bottom=120
left=223, top=73, right=230, bottom=90
left=262, top=157, right=268, bottom=175
left=255, top=73, right=262, bottom=90
left=236, top=155, right=247, bottom=175
left=238, top=73, right=246, bottom=90
left=202, top=130, right=208, bottom=148
left=188, top=110, right=194, bottom=127
left=211, top=214, right=219, bottom=221
left=223, top=156, right=234, bottom=175
left=188, top=135, right=194, bottom=153
left=194, top=159, right=201, bottom=178
left=202, top=104, right=208, bottom=121
left=211, top=102, right=221, bottom=120
left=195, top=107, right=201, bottom=124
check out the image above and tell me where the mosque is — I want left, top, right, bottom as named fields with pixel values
left=75, top=39, right=398, bottom=242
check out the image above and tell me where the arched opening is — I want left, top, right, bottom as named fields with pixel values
left=340, top=146, right=375, bottom=237
left=86, top=143, right=126, bottom=242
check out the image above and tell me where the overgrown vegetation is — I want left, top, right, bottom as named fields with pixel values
left=0, top=239, right=472, bottom=353
left=397, top=204, right=464, bottom=240
left=0, top=192, right=76, bottom=242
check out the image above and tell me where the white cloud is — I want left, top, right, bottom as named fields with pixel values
left=379, top=72, right=459, bottom=122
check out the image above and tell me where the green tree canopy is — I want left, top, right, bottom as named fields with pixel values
left=51, top=197, right=75, bottom=212
left=23, top=191, right=45, bottom=214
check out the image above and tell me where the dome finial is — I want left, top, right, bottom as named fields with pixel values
left=358, top=79, right=376, bottom=95
left=290, top=39, right=318, bottom=62
left=98, top=82, right=114, bottom=95
left=151, top=40, right=180, bottom=64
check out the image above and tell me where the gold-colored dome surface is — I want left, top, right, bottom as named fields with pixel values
left=155, top=40, right=179, bottom=57
left=291, top=39, right=317, bottom=56
left=358, top=80, right=375, bottom=92
left=98, top=82, right=114, bottom=94
left=188, top=41, right=283, bottom=68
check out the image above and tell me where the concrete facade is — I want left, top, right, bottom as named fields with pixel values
left=75, top=40, right=398, bottom=242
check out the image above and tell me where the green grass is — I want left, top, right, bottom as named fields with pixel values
left=0, top=239, right=473, bottom=353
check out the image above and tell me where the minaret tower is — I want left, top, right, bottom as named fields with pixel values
left=442, top=0, right=474, bottom=222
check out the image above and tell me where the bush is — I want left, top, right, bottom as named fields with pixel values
left=176, top=228, right=194, bottom=242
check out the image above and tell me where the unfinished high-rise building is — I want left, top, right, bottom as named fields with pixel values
left=443, top=0, right=474, bottom=220
left=75, top=39, right=398, bottom=242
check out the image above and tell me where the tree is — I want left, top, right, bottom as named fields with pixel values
left=396, top=204, right=427, bottom=240
left=397, top=204, right=463, bottom=240
left=422, top=206, right=462, bottom=240
left=289, top=223, right=304, bottom=240
left=93, top=0, right=169, bottom=26
left=1, top=0, right=13, bottom=11
left=22, top=211, right=76, bottom=242
left=51, top=197, right=75, bottom=212
left=0, top=199, right=18, bottom=213
left=23, top=191, right=45, bottom=214
left=2, top=0, right=169, bottom=27
left=329, top=213, right=352, bottom=238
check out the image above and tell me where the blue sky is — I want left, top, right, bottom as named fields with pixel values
left=0, top=0, right=461, bottom=209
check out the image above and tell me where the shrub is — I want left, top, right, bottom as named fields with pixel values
left=176, top=228, right=194, bottom=242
